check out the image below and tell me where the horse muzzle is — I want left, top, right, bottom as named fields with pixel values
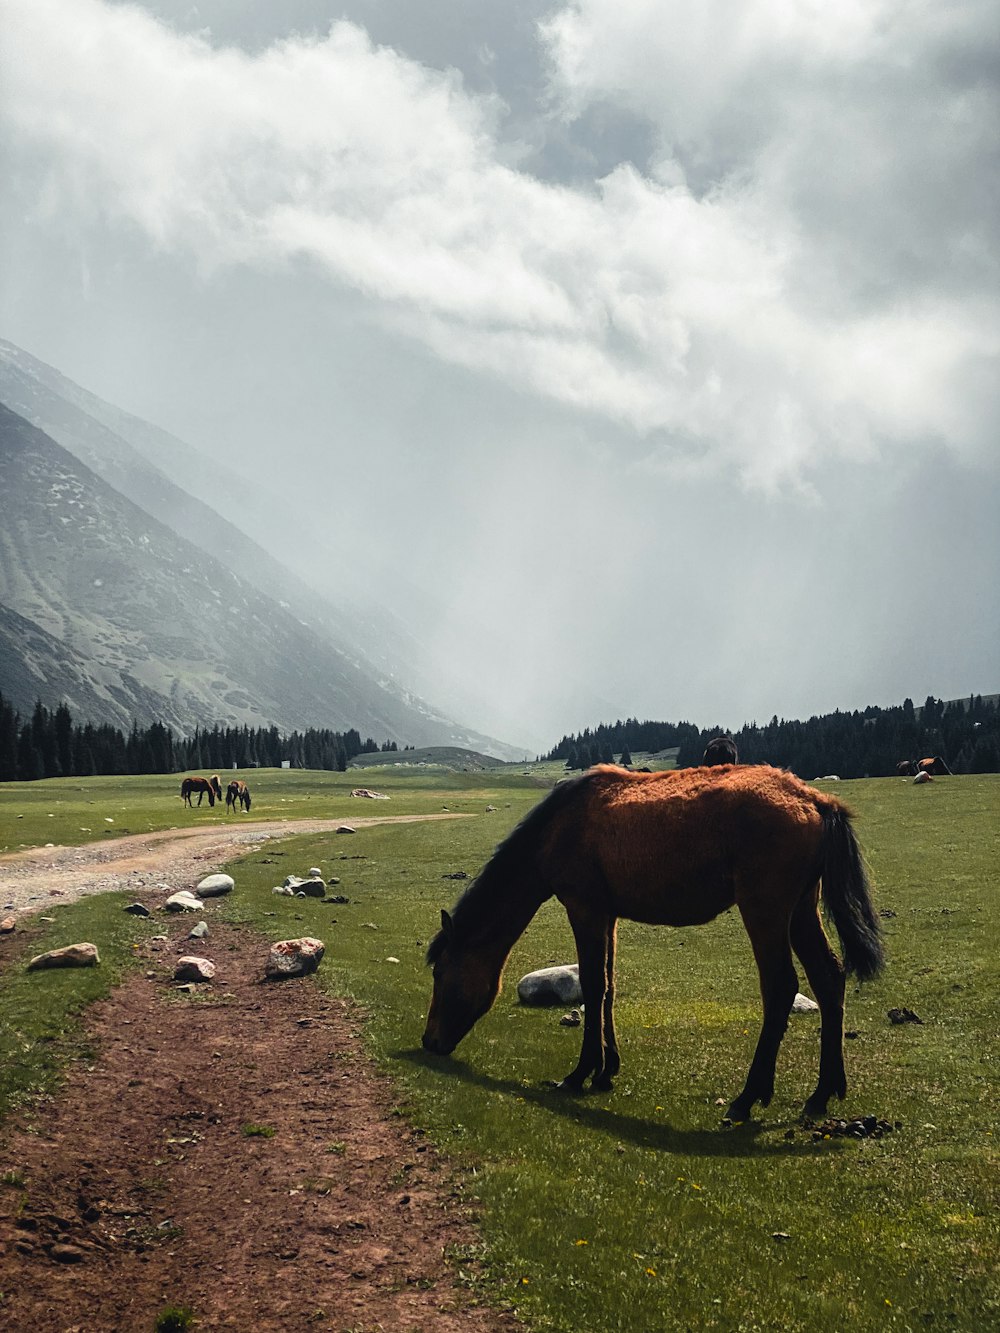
left=421, top=1029, right=454, bottom=1056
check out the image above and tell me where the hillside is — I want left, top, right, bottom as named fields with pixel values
left=0, top=338, right=533, bottom=755
left=0, top=401, right=507, bottom=746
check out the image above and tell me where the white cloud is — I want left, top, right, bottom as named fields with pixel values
left=1, top=0, right=996, bottom=490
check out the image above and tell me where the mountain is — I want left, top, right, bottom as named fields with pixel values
left=0, top=340, right=528, bottom=756
left=0, top=337, right=538, bottom=752
left=0, top=400, right=522, bottom=751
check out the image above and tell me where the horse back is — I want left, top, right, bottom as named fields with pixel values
left=552, top=765, right=830, bottom=927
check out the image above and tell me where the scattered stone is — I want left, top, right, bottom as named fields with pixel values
left=188, top=921, right=209, bottom=940
left=50, top=1243, right=86, bottom=1263
left=173, top=956, right=216, bottom=983
left=560, top=1009, right=582, bottom=1027
left=197, top=873, right=235, bottom=898
left=385, top=956, right=401, bottom=964
left=517, top=964, right=583, bottom=1006
left=807, top=1115, right=896, bottom=1140
left=308, top=867, right=323, bottom=878
left=888, top=1007, right=923, bottom=1025
left=0, top=916, right=15, bottom=933
left=272, top=886, right=295, bottom=896
left=283, top=875, right=306, bottom=890
left=124, top=903, right=150, bottom=917
left=336, top=825, right=356, bottom=835
left=485, top=805, right=497, bottom=812
left=879, top=908, right=897, bottom=919
left=27, top=943, right=100, bottom=971
left=362, top=922, right=378, bottom=930
left=165, top=891, right=203, bottom=912
left=265, top=937, right=325, bottom=979
left=39, top=916, right=56, bottom=923
left=791, top=993, right=819, bottom=1013
left=326, top=894, right=349, bottom=904
left=442, top=871, right=468, bottom=880
left=771, top=1232, right=792, bottom=1243
left=351, top=788, right=389, bottom=799
left=300, top=879, right=326, bottom=899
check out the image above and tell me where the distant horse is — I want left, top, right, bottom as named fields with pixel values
left=181, top=774, right=223, bottom=808
left=896, top=760, right=917, bottom=777
left=703, top=735, right=738, bottom=765
left=423, top=764, right=884, bottom=1122
left=226, top=779, right=252, bottom=813
left=916, top=756, right=952, bottom=776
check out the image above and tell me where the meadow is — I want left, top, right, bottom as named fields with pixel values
left=1, top=767, right=997, bottom=1331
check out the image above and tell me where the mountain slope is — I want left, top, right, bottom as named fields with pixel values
left=0, top=337, right=528, bottom=756
left=0, top=401, right=505, bottom=744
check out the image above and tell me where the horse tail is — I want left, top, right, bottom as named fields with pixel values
left=820, top=803, right=884, bottom=981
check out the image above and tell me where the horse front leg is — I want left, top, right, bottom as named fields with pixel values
left=726, top=910, right=798, bottom=1122
left=557, top=910, right=612, bottom=1092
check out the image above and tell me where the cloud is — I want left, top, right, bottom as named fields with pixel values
left=1, top=0, right=996, bottom=489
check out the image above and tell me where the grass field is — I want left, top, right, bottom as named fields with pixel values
left=1, top=768, right=997, bottom=1331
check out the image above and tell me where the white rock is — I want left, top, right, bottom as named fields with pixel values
left=197, top=873, right=234, bottom=897
left=791, top=992, right=819, bottom=1013
left=517, top=964, right=583, bottom=1006
left=308, top=867, right=323, bottom=878
left=165, top=891, right=204, bottom=912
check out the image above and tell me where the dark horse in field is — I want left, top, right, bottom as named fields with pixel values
left=181, top=774, right=223, bottom=807
left=424, top=764, right=884, bottom=1122
left=703, top=734, right=738, bottom=765
left=226, top=779, right=252, bottom=813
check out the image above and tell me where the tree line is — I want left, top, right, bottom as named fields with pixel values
left=545, top=695, right=1000, bottom=778
left=0, top=693, right=404, bottom=782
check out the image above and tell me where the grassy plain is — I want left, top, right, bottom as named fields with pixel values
left=1, top=768, right=997, bottom=1331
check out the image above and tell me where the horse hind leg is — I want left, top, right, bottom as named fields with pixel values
left=726, top=909, right=799, bottom=1122
left=593, top=918, right=620, bottom=1091
left=790, top=888, right=847, bottom=1118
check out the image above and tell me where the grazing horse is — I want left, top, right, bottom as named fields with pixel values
left=916, top=756, right=952, bottom=776
left=226, top=779, right=252, bottom=813
left=703, top=734, right=738, bottom=765
left=896, top=760, right=917, bottom=777
left=181, top=774, right=223, bottom=807
left=423, top=764, right=884, bottom=1122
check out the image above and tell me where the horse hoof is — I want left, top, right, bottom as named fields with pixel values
left=553, top=1076, right=586, bottom=1093
left=591, top=1074, right=614, bottom=1092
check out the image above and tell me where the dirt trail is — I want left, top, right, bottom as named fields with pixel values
left=0, top=819, right=520, bottom=1330
left=0, top=815, right=466, bottom=917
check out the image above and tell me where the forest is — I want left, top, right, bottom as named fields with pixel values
left=2, top=691, right=997, bottom=783
left=545, top=694, right=1000, bottom=778
left=0, top=693, right=399, bottom=782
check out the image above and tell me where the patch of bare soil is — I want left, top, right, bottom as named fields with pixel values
left=0, top=917, right=521, bottom=1332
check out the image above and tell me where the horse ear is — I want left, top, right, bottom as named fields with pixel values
left=440, top=909, right=454, bottom=937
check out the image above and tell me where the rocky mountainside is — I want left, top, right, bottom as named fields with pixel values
left=0, top=341, right=526, bottom=755
left=0, top=400, right=512, bottom=748
left=0, top=338, right=534, bottom=754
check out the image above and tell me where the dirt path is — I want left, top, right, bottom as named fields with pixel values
left=0, top=824, right=521, bottom=1331
left=0, top=815, right=467, bottom=917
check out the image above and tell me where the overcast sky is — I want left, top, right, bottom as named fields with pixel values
left=1, top=0, right=997, bottom=750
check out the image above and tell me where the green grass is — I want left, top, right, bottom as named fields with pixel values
left=0, top=763, right=546, bottom=853
left=0, top=892, right=159, bottom=1118
left=1, top=770, right=997, bottom=1331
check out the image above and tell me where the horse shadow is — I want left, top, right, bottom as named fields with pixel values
left=393, top=1048, right=835, bottom=1160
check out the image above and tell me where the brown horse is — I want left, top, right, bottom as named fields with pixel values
left=181, top=774, right=223, bottom=807
left=424, top=764, right=884, bottom=1122
left=916, top=756, right=952, bottom=776
left=226, top=779, right=252, bottom=813
left=703, top=734, right=738, bottom=765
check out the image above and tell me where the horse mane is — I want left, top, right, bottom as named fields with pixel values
left=426, top=772, right=593, bottom=964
